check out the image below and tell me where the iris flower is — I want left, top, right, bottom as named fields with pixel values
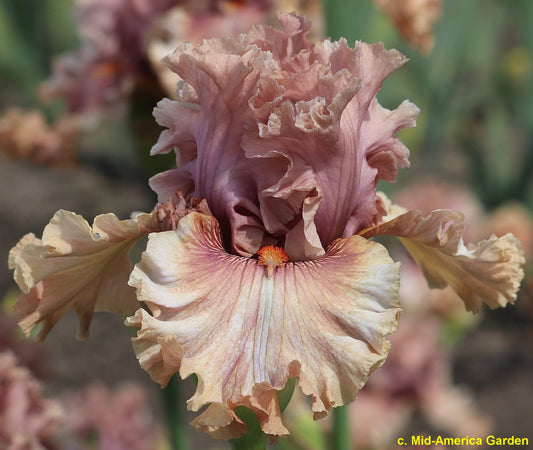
left=9, top=13, right=524, bottom=440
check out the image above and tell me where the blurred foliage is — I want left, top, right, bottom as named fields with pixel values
left=0, top=0, right=76, bottom=109
left=0, top=0, right=146, bottom=177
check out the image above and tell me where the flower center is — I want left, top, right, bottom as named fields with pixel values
left=257, top=246, right=289, bottom=278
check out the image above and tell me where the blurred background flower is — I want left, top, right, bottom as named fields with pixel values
left=0, top=0, right=532, bottom=448
left=0, top=350, right=63, bottom=449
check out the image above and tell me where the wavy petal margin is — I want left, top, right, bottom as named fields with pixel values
left=360, top=196, right=525, bottom=312
left=8, top=210, right=158, bottom=340
left=126, top=212, right=401, bottom=439
left=150, top=13, right=419, bottom=259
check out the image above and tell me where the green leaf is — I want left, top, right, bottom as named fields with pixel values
left=277, top=377, right=297, bottom=413
left=230, top=406, right=268, bottom=450
left=230, top=378, right=297, bottom=450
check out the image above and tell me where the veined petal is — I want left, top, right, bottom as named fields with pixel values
left=360, top=198, right=525, bottom=312
left=243, top=33, right=419, bottom=248
left=9, top=210, right=158, bottom=340
left=151, top=38, right=278, bottom=257
left=151, top=13, right=418, bottom=260
left=126, top=212, right=401, bottom=438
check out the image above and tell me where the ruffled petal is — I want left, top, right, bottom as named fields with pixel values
left=126, top=212, right=401, bottom=438
left=149, top=166, right=195, bottom=206
left=151, top=37, right=278, bottom=256
left=9, top=210, right=158, bottom=340
left=151, top=13, right=418, bottom=259
left=244, top=21, right=419, bottom=248
left=361, top=197, right=525, bottom=312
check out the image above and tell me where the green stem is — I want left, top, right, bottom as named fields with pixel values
left=230, top=407, right=268, bottom=450
left=513, top=133, right=533, bottom=202
left=332, top=405, right=351, bottom=450
left=278, top=377, right=297, bottom=412
left=230, top=378, right=298, bottom=450
left=162, top=374, right=189, bottom=450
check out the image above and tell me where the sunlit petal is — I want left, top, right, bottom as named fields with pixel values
left=361, top=197, right=525, bottom=312
left=126, top=212, right=401, bottom=438
left=9, top=210, right=158, bottom=340
left=151, top=13, right=418, bottom=259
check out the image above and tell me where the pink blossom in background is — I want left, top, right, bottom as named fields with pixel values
left=351, top=316, right=491, bottom=450
left=40, top=0, right=182, bottom=115
left=0, top=351, right=63, bottom=449
left=40, top=0, right=275, bottom=117
left=0, top=348, right=162, bottom=449
left=61, top=382, right=162, bottom=450
left=0, top=312, right=52, bottom=380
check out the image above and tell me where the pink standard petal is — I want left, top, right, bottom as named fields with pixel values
left=150, top=38, right=280, bottom=256
left=244, top=18, right=419, bottom=249
left=361, top=197, right=525, bottom=312
left=126, top=212, right=401, bottom=439
left=151, top=13, right=418, bottom=260
left=9, top=210, right=158, bottom=340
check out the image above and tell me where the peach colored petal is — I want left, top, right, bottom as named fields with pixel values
left=126, top=212, right=401, bottom=438
left=189, top=403, right=247, bottom=440
left=9, top=210, right=158, bottom=341
left=8, top=233, right=42, bottom=291
left=361, top=199, right=525, bottom=312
